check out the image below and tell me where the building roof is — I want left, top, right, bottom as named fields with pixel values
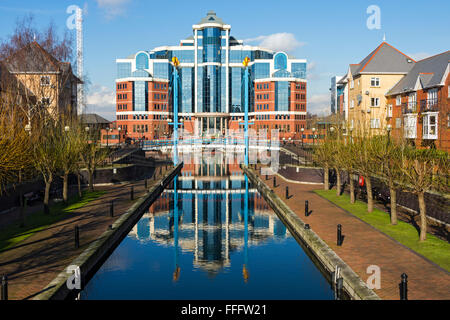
left=79, top=113, right=111, bottom=125
left=197, top=10, right=226, bottom=26
left=387, top=50, right=450, bottom=96
left=3, top=41, right=82, bottom=82
left=350, top=42, right=415, bottom=77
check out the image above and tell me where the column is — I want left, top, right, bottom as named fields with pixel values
left=225, top=28, right=230, bottom=114
left=194, top=29, right=198, bottom=114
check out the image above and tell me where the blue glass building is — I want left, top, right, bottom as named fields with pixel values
left=116, top=11, right=308, bottom=139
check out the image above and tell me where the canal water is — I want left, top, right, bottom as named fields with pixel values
left=81, top=156, right=334, bottom=300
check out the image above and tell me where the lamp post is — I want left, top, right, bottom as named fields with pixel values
left=240, top=57, right=253, bottom=166
left=301, top=127, right=304, bottom=148
left=312, top=127, right=316, bottom=146
left=387, top=124, right=392, bottom=145
left=106, top=127, right=110, bottom=148
left=168, top=56, right=183, bottom=165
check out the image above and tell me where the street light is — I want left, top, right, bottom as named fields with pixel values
left=312, top=127, right=316, bottom=145
left=301, top=127, right=305, bottom=147
left=387, top=124, right=392, bottom=144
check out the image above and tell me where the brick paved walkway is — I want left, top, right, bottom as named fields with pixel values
left=253, top=165, right=450, bottom=300
left=0, top=166, right=172, bottom=300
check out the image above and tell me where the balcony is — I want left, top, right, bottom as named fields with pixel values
left=401, top=102, right=418, bottom=114
left=420, top=98, right=440, bottom=113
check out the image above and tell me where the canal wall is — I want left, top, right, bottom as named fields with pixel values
left=242, top=165, right=380, bottom=300
left=32, top=163, right=184, bottom=300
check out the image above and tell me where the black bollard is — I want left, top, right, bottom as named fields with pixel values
left=305, top=200, right=309, bottom=216
left=399, top=273, right=408, bottom=300
left=1, top=275, right=7, bottom=300
left=273, top=176, right=277, bottom=188
left=130, top=186, right=134, bottom=200
left=285, top=186, right=289, bottom=199
left=110, top=201, right=114, bottom=217
left=74, top=226, right=80, bottom=249
left=144, top=179, right=147, bottom=189
left=337, top=224, right=343, bottom=246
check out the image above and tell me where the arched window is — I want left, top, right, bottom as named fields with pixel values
left=136, top=52, right=149, bottom=70
left=274, top=52, right=288, bottom=70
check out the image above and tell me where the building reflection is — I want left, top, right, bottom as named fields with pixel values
left=128, top=155, right=288, bottom=278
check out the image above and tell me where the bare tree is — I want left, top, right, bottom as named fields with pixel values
left=79, top=128, right=110, bottom=192
left=31, top=116, right=59, bottom=213
left=399, top=147, right=449, bottom=241
left=0, top=14, right=73, bottom=62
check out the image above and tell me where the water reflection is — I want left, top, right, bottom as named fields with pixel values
left=128, top=163, right=287, bottom=280
left=81, top=152, right=333, bottom=300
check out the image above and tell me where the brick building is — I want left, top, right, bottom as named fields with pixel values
left=115, top=11, right=307, bottom=143
left=386, top=51, right=450, bottom=151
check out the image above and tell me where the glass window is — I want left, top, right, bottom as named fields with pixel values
left=396, top=95, right=401, bottom=106
left=136, top=53, right=149, bottom=70
left=371, top=77, right=380, bottom=87
left=117, top=62, right=131, bottom=78
left=274, top=52, right=288, bottom=70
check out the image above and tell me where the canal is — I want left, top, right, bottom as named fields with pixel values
left=80, top=154, right=334, bottom=300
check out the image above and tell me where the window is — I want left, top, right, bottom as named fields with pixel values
left=408, top=93, right=416, bottom=111
left=41, top=97, right=50, bottom=105
left=396, top=95, right=401, bottom=106
left=371, top=77, right=380, bottom=87
left=350, top=80, right=354, bottom=89
left=371, top=98, right=380, bottom=107
left=350, top=100, right=354, bottom=109
left=370, top=118, right=380, bottom=129
left=448, top=114, right=450, bottom=128
left=423, top=113, right=438, bottom=139
left=40, top=76, right=50, bottom=86
left=387, top=104, right=393, bottom=118
left=395, top=118, right=402, bottom=128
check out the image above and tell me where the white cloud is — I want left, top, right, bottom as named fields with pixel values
left=95, top=0, right=130, bottom=18
left=308, top=93, right=331, bottom=116
left=244, top=33, right=305, bottom=53
left=85, top=84, right=116, bottom=121
left=408, top=52, right=432, bottom=61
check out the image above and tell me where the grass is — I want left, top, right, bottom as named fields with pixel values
left=314, top=189, right=450, bottom=272
left=0, top=190, right=106, bottom=252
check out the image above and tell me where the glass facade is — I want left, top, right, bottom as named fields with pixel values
left=117, top=62, right=131, bottom=78
left=134, top=81, right=148, bottom=112
left=116, top=12, right=306, bottom=121
left=275, top=81, right=290, bottom=112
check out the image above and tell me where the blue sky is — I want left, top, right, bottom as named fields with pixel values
left=0, top=0, right=449, bottom=120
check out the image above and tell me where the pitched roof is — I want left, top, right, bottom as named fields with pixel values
left=4, top=41, right=62, bottom=73
left=387, top=50, right=450, bottom=96
left=79, top=113, right=111, bottom=125
left=350, top=42, right=415, bottom=77
left=197, top=10, right=226, bottom=26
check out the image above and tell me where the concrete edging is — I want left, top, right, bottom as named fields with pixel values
left=32, top=163, right=183, bottom=300
left=242, top=165, right=381, bottom=300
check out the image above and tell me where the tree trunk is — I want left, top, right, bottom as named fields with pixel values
left=418, top=191, right=427, bottom=241
left=63, top=173, right=69, bottom=203
left=349, top=173, right=355, bottom=204
left=19, top=171, right=25, bottom=227
left=324, top=165, right=329, bottom=190
left=77, top=172, right=82, bottom=198
left=88, top=169, right=94, bottom=192
left=389, top=178, right=398, bottom=225
left=335, top=168, right=341, bottom=196
left=366, top=175, right=373, bottom=213
left=44, top=174, right=52, bottom=214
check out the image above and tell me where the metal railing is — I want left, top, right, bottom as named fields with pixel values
left=420, top=98, right=440, bottom=112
